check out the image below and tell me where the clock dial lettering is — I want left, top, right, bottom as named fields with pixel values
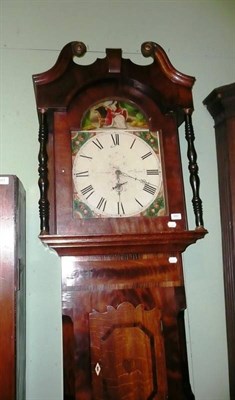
left=141, top=151, right=152, bottom=160
left=147, top=169, right=159, bottom=175
left=117, top=201, right=125, bottom=215
left=92, top=138, right=104, bottom=150
left=75, top=171, right=89, bottom=177
left=81, top=184, right=95, bottom=199
left=143, top=183, right=157, bottom=195
left=97, top=197, right=107, bottom=211
left=111, top=133, right=120, bottom=146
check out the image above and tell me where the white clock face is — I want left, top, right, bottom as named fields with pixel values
left=72, top=130, right=163, bottom=218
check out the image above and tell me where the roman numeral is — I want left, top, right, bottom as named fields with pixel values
left=111, top=133, right=120, bottom=146
left=80, top=154, right=92, bottom=160
left=81, top=184, right=95, bottom=199
left=92, top=138, right=103, bottom=150
left=130, top=138, right=136, bottom=149
left=97, top=197, right=107, bottom=211
left=75, top=171, right=89, bottom=177
left=141, top=151, right=152, bottom=160
left=117, top=201, right=125, bottom=215
left=143, top=183, right=156, bottom=195
left=147, top=169, right=159, bottom=175
left=135, top=198, right=143, bottom=207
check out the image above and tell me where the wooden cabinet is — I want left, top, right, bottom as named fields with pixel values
left=204, top=83, right=235, bottom=399
left=0, top=175, right=26, bottom=400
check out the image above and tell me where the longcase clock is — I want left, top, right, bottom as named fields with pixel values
left=33, top=41, right=207, bottom=400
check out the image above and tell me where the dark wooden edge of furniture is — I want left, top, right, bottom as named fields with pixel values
left=204, top=82, right=235, bottom=399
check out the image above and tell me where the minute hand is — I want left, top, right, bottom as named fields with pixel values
left=118, top=170, right=148, bottom=185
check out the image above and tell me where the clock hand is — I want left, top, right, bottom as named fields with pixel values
left=112, top=181, right=128, bottom=191
left=118, top=170, right=147, bottom=185
left=115, top=169, right=121, bottom=179
left=113, top=169, right=126, bottom=215
left=113, top=169, right=127, bottom=192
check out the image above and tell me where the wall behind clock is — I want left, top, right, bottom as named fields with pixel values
left=1, top=1, right=234, bottom=399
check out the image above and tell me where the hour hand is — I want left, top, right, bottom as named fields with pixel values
left=112, top=181, right=128, bottom=191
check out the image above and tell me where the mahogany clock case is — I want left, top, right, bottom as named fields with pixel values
left=33, top=42, right=207, bottom=400
left=33, top=41, right=206, bottom=247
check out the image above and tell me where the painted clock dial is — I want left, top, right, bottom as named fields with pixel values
left=72, top=129, right=163, bottom=218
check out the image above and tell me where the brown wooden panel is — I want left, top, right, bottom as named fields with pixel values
left=204, top=83, right=235, bottom=399
left=89, top=302, right=167, bottom=400
left=0, top=176, right=26, bottom=400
